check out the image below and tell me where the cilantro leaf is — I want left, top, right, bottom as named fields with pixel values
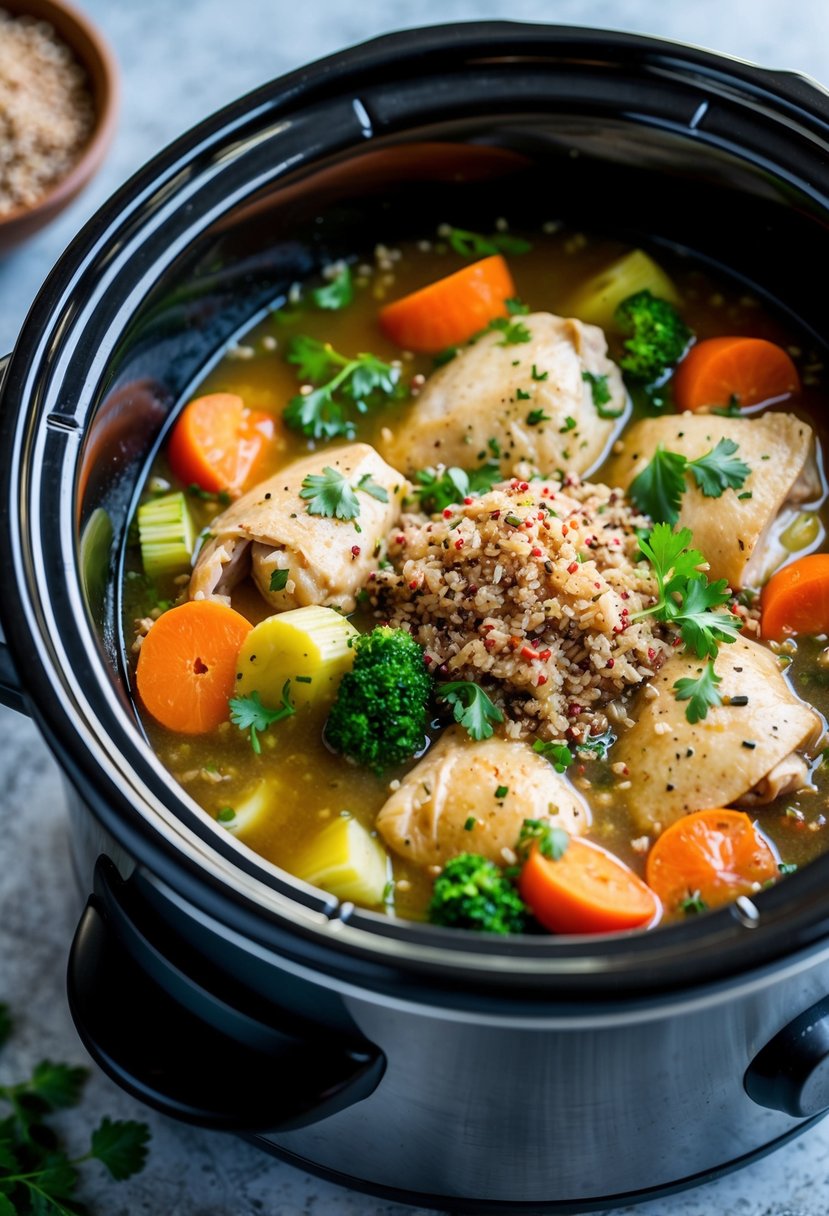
left=229, top=685, right=295, bottom=753
left=675, top=577, right=742, bottom=659
left=89, top=1117, right=151, bottom=1181
left=412, top=462, right=501, bottom=514
left=442, top=226, right=532, bottom=257
left=629, top=445, right=688, bottom=526
left=27, top=1063, right=87, bottom=1112
left=673, top=661, right=723, bottom=724
left=284, top=337, right=401, bottom=439
left=356, top=473, right=390, bottom=503
left=0, top=1192, right=17, bottom=1215
left=300, top=468, right=361, bottom=520
left=518, top=818, right=570, bottom=860
left=438, top=681, right=503, bottom=741
left=532, top=739, right=573, bottom=772
left=637, top=524, right=707, bottom=602
left=311, top=264, right=353, bottom=311
left=505, top=297, right=530, bottom=315
left=687, top=437, right=751, bottom=498
left=269, top=568, right=290, bottom=592
left=629, top=440, right=750, bottom=525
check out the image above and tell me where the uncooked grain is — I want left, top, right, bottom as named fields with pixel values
left=0, top=8, right=95, bottom=215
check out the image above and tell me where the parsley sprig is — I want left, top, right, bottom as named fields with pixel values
left=438, top=681, right=504, bottom=741
left=229, top=684, right=295, bottom=753
left=299, top=467, right=389, bottom=521
left=532, top=739, right=573, bottom=772
left=581, top=370, right=624, bottom=419
left=310, top=264, right=353, bottom=311
left=411, top=462, right=502, bottom=514
left=0, top=1004, right=149, bottom=1214
left=441, top=226, right=532, bottom=257
left=283, top=336, right=402, bottom=440
left=629, top=438, right=750, bottom=526
left=635, top=524, right=741, bottom=721
left=517, top=818, right=570, bottom=861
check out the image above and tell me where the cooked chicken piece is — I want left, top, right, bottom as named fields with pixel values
left=613, top=637, right=821, bottom=833
left=189, top=443, right=405, bottom=613
left=378, top=312, right=626, bottom=477
left=734, top=753, right=811, bottom=808
left=376, top=726, right=590, bottom=868
left=604, top=413, right=818, bottom=589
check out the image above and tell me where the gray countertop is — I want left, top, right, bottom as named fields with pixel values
left=1, top=1, right=828, bottom=1213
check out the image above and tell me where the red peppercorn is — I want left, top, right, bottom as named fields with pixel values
left=519, top=482, right=529, bottom=491
left=395, top=535, right=406, bottom=545
left=463, top=496, right=473, bottom=505
left=351, top=545, right=361, bottom=557
left=409, top=579, right=419, bottom=590
left=442, top=508, right=453, bottom=519
left=423, top=655, right=433, bottom=665
left=606, top=657, right=615, bottom=668
left=531, top=547, right=543, bottom=557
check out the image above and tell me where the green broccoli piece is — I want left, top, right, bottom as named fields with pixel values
left=427, top=853, right=528, bottom=935
left=326, top=626, right=432, bottom=771
left=614, top=290, right=692, bottom=383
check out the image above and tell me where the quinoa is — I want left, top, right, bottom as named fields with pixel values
left=369, top=475, right=677, bottom=743
left=0, top=8, right=95, bottom=215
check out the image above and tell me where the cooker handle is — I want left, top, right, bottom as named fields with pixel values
left=0, top=354, right=28, bottom=716
left=67, top=860, right=385, bottom=1132
left=745, top=996, right=829, bottom=1117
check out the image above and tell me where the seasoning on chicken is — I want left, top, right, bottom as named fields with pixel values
left=376, top=727, right=590, bottom=868
left=189, top=443, right=405, bottom=614
left=378, top=312, right=626, bottom=477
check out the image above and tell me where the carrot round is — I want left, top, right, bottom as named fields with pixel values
left=518, top=837, right=659, bottom=935
left=646, top=808, right=778, bottom=914
left=136, top=600, right=252, bottom=734
left=378, top=255, right=516, bottom=352
left=673, top=336, right=800, bottom=412
left=167, top=393, right=275, bottom=494
left=760, top=553, right=829, bottom=640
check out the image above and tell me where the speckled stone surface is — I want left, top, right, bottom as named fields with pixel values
left=1, top=1, right=828, bottom=1213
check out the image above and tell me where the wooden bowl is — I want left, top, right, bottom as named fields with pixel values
left=0, top=0, right=118, bottom=253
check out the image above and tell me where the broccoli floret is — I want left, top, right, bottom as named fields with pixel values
left=326, top=626, right=432, bottom=771
left=614, top=290, right=692, bottom=383
left=427, top=853, right=527, bottom=935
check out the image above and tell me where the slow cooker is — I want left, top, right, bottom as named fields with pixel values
left=1, top=23, right=828, bottom=1212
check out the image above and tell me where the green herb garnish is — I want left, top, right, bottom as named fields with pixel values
left=299, top=467, right=361, bottom=520
left=284, top=336, right=401, bottom=440
left=438, top=681, right=503, bottom=741
left=518, top=818, right=570, bottom=860
left=412, top=462, right=501, bottom=514
left=679, top=891, right=708, bottom=915
left=311, top=264, right=353, bottom=310
left=629, top=439, right=750, bottom=526
left=673, top=662, right=724, bottom=724
left=442, top=226, right=532, bottom=258
left=526, top=408, right=551, bottom=426
left=581, top=369, right=623, bottom=418
left=229, top=684, right=295, bottom=753
left=532, top=739, right=573, bottom=772
left=269, top=568, right=290, bottom=592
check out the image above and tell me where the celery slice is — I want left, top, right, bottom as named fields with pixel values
left=138, top=491, right=196, bottom=579
left=235, top=605, right=358, bottom=712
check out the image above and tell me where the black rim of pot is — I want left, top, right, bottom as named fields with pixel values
left=2, top=21, right=829, bottom=1002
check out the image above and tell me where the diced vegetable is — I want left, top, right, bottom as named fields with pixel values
left=167, top=392, right=275, bottom=494
left=427, top=853, right=527, bottom=934
left=645, top=808, right=779, bottom=915
left=137, top=491, right=196, bottom=579
left=760, top=553, right=829, bottom=640
left=780, top=511, right=821, bottom=554
left=518, top=836, right=659, bottom=934
left=566, top=249, right=680, bottom=333
left=378, top=255, right=516, bottom=352
left=235, top=606, right=358, bottom=713
left=292, top=814, right=388, bottom=905
left=672, top=337, right=800, bottom=412
left=216, top=781, right=274, bottom=838
left=136, top=600, right=252, bottom=734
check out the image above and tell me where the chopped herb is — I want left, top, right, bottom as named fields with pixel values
left=506, top=296, right=531, bottom=314
left=217, top=806, right=236, bottom=822
left=526, top=408, right=551, bottom=426
left=495, top=785, right=509, bottom=799
left=412, top=461, right=501, bottom=514
left=779, top=862, right=798, bottom=875
left=516, top=388, right=531, bottom=401
left=269, top=568, right=290, bottom=592
left=531, top=364, right=549, bottom=381
left=311, top=264, right=353, bottom=310
left=300, top=467, right=361, bottom=520
left=487, top=436, right=501, bottom=457
left=357, top=472, right=390, bottom=503
left=504, top=513, right=523, bottom=527
left=673, top=661, right=723, bottom=724
left=495, top=319, right=532, bottom=346
left=581, top=369, right=622, bottom=418
left=532, top=738, right=573, bottom=772
left=438, top=681, right=504, bottom=741
left=517, top=818, right=570, bottom=861
left=560, top=416, right=577, bottom=433
left=229, top=684, right=295, bottom=753
left=629, top=439, right=750, bottom=526
left=464, top=816, right=477, bottom=831
left=284, top=336, right=402, bottom=440
left=738, top=491, right=754, bottom=500
left=679, top=891, right=708, bottom=915
left=295, top=675, right=313, bottom=683
left=433, top=345, right=459, bottom=368
left=442, top=226, right=532, bottom=258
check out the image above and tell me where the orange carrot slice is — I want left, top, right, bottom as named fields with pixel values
left=378, top=255, right=516, bottom=352
left=646, top=808, right=778, bottom=914
left=519, top=837, right=659, bottom=934
left=760, top=553, right=829, bottom=640
left=136, top=600, right=252, bottom=734
left=167, top=393, right=275, bottom=494
left=673, top=336, right=800, bottom=412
